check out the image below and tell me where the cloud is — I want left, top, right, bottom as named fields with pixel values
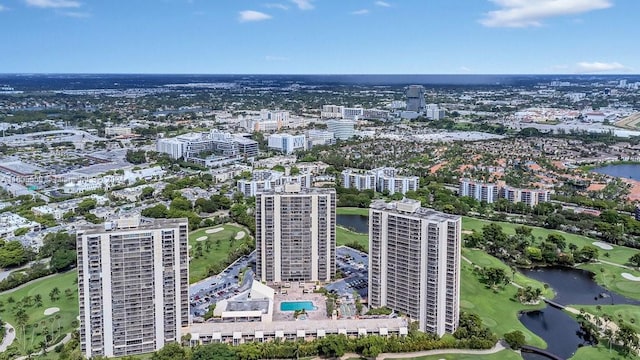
left=480, top=0, right=612, bottom=28
left=375, top=1, right=391, bottom=7
left=265, top=3, right=288, bottom=10
left=265, top=55, right=289, bottom=62
left=59, top=10, right=90, bottom=17
left=238, top=10, right=272, bottom=22
left=575, top=61, right=629, bottom=73
left=0, top=4, right=7, bottom=11
left=291, top=0, right=313, bottom=10
left=351, top=9, right=369, bottom=15
left=459, top=66, right=471, bottom=73
left=25, top=0, right=81, bottom=8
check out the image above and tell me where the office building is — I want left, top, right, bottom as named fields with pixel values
left=256, top=184, right=336, bottom=283
left=326, top=119, right=356, bottom=140
left=306, top=129, right=335, bottom=148
left=369, top=199, right=461, bottom=336
left=459, top=179, right=499, bottom=204
left=267, top=134, right=306, bottom=154
left=405, top=85, right=426, bottom=112
left=156, top=130, right=257, bottom=160
left=321, top=105, right=344, bottom=119
left=77, top=217, right=189, bottom=358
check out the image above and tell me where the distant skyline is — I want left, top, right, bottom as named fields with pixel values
left=1, top=0, right=638, bottom=74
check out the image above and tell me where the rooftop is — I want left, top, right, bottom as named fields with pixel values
left=370, top=199, right=460, bottom=222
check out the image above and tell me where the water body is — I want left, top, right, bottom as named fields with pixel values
left=591, top=164, right=640, bottom=180
left=336, top=214, right=369, bottom=234
left=519, top=267, right=640, bottom=360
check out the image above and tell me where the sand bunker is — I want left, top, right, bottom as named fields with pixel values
left=621, top=273, right=640, bottom=281
left=44, top=307, right=60, bottom=316
left=235, top=231, right=245, bottom=240
left=462, top=230, right=473, bottom=235
left=196, top=236, right=207, bottom=242
left=592, top=241, right=613, bottom=250
left=205, top=227, right=224, bottom=234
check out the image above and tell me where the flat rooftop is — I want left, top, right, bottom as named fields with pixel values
left=227, top=300, right=270, bottom=313
left=370, top=199, right=461, bottom=222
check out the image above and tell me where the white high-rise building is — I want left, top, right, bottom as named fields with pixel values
left=327, top=119, right=356, bottom=140
left=77, top=217, right=189, bottom=358
left=255, top=184, right=336, bottom=283
left=459, top=179, right=499, bottom=204
left=369, top=199, right=461, bottom=336
left=267, top=134, right=306, bottom=154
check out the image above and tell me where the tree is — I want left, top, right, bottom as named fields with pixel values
left=140, top=186, right=155, bottom=200
left=141, top=204, right=169, bottom=218
left=170, top=197, right=192, bottom=212
left=0, top=241, right=28, bottom=268
left=151, top=343, right=188, bottom=360
left=50, top=249, right=77, bottom=272
left=191, top=343, right=236, bottom=360
left=49, top=287, right=60, bottom=301
left=546, top=234, right=567, bottom=251
left=125, top=149, right=147, bottom=164
left=629, top=253, right=640, bottom=268
left=478, top=267, right=510, bottom=289
left=504, top=330, right=526, bottom=349
left=615, top=323, right=639, bottom=355
left=76, top=198, right=97, bottom=215
left=318, top=334, right=348, bottom=358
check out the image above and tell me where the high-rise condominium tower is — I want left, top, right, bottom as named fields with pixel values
left=77, top=217, right=189, bottom=358
left=369, top=199, right=461, bottom=336
left=405, top=85, right=426, bottom=112
left=256, top=183, right=336, bottom=282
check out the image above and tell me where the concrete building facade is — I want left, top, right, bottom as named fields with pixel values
left=459, top=179, right=499, bottom=204
left=256, top=184, right=336, bottom=283
left=77, top=217, right=189, bottom=358
left=369, top=199, right=461, bottom=336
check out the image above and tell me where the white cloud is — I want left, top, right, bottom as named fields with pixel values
left=575, top=61, right=629, bottom=73
left=459, top=66, right=471, bottom=73
left=59, top=10, right=90, bottom=18
left=265, top=3, right=288, bottom=10
left=351, top=9, right=369, bottom=15
left=480, top=0, right=612, bottom=28
left=375, top=1, right=391, bottom=7
left=0, top=4, right=7, bottom=11
left=25, top=0, right=81, bottom=8
left=265, top=55, right=289, bottom=62
left=238, top=10, right=272, bottom=22
left=291, top=0, right=313, bottom=10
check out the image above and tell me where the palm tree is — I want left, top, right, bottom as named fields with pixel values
left=54, top=314, right=62, bottom=335
left=15, top=309, right=29, bottom=351
left=31, top=322, right=39, bottom=348
left=34, top=294, right=43, bottom=307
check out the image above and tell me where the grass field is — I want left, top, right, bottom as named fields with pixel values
left=188, top=224, right=248, bottom=284
left=569, top=342, right=639, bottom=360
left=336, top=226, right=369, bottom=251
left=461, top=217, right=639, bottom=267
left=0, top=270, right=78, bottom=356
left=577, top=262, right=640, bottom=301
left=337, top=207, right=369, bottom=216
left=460, top=250, right=548, bottom=349
left=574, top=304, right=640, bottom=334
left=383, top=349, right=523, bottom=360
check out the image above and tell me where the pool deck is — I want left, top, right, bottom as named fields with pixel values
left=272, top=282, right=327, bottom=321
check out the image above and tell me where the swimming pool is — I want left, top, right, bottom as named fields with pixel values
left=280, top=301, right=316, bottom=312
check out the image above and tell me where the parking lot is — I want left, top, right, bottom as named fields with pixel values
left=326, top=246, right=369, bottom=300
left=189, top=251, right=257, bottom=319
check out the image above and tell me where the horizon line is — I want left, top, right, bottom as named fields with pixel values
left=1, top=73, right=638, bottom=76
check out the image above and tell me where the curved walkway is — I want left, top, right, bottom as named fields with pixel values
left=0, top=322, right=16, bottom=352
left=597, top=259, right=633, bottom=270
left=15, top=332, right=72, bottom=360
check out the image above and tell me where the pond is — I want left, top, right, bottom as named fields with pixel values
left=590, top=163, right=640, bottom=180
left=519, top=267, right=640, bottom=360
left=337, top=214, right=368, bottom=233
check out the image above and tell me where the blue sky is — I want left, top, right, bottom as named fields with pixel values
left=0, top=0, right=638, bottom=74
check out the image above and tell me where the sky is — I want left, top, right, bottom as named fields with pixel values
left=0, top=0, right=638, bottom=74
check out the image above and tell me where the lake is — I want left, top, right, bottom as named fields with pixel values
left=519, top=267, right=640, bottom=360
left=337, top=214, right=368, bottom=233
left=591, top=163, right=640, bottom=180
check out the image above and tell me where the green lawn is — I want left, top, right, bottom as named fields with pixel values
left=337, top=207, right=369, bottom=216
left=576, top=262, right=640, bottom=301
left=574, top=304, right=640, bottom=334
left=462, top=217, right=638, bottom=267
left=336, top=226, right=369, bottom=252
left=569, top=342, right=639, bottom=360
left=460, top=251, right=547, bottom=349
left=462, top=249, right=554, bottom=299
left=189, top=224, right=249, bottom=284
left=383, top=349, right=523, bottom=360
left=0, top=270, right=78, bottom=356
